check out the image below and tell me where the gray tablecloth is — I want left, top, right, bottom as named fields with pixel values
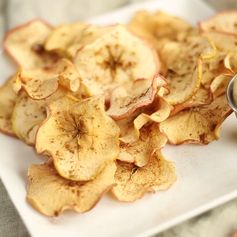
left=1, top=0, right=237, bottom=237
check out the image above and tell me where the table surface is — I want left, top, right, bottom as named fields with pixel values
left=0, top=0, right=237, bottom=237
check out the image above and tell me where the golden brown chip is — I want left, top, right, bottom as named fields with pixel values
left=199, top=11, right=237, bottom=36
left=133, top=97, right=172, bottom=134
left=160, top=35, right=217, bottom=105
left=45, top=23, right=87, bottom=56
left=128, top=10, right=192, bottom=49
left=27, top=161, right=116, bottom=216
left=203, top=32, right=237, bottom=57
left=12, top=89, right=65, bottom=145
left=160, top=94, right=232, bottom=144
left=164, top=59, right=202, bottom=105
left=16, top=58, right=80, bottom=100
left=171, top=87, right=213, bottom=115
left=74, top=24, right=160, bottom=96
left=0, top=77, right=17, bottom=136
left=4, top=20, right=59, bottom=69
left=107, top=75, right=166, bottom=120
left=36, top=96, right=120, bottom=181
left=210, top=74, right=232, bottom=98
left=201, top=53, right=230, bottom=88
left=111, top=150, right=176, bottom=202
left=118, top=123, right=167, bottom=167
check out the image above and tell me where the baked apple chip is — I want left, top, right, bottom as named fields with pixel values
left=27, top=161, right=116, bottom=216
left=0, top=77, right=17, bottom=136
left=210, top=74, right=232, bottom=98
left=118, top=123, right=167, bottom=167
left=15, top=58, right=80, bottom=100
left=45, top=23, right=87, bottom=56
left=160, top=94, right=232, bottom=144
left=171, top=87, right=213, bottom=115
left=74, top=25, right=160, bottom=95
left=128, top=10, right=192, bottom=50
left=199, top=11, right=237, bottom=36
left=133, top=97, right=172, bottom=134
left=4, top=20, right=58, bottom=69
left=164, top=59, right=202, bottom=105
left=107, top=75, right=166, bottom=120
left=12, top=89, right=65, bottom=145
left=36, top=96, right=120, bottom=181
left=112, top=150, right=176, bottom=202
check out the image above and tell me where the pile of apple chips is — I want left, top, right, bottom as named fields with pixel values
left=0, top=11, right=235, bottom=216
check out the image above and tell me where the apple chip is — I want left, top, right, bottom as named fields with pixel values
left=171, top=87, right=213, bottom=115
left=107, top=75, right=166, bottom=120
left=199, top=11, right=237, bottom=36
left=118, top=123, right=167, bottom=167
left=164, top=59, right=202, bottom=105
left=12, top=89, right=65, bottom=145
left=4, top=20, right=58, bottom=69
left=128, top=10, right=192, bottom=50
left=0, top=77, right=17, bottom=136
left=117, top=96, right=171, bottom=144
left=160, top=94, right=232, bottom=144
left=112, top=150, right=176, bottom=202
left=36, top=96, right=120, bottom=181
left=74, top=25, right=160, bottom=95
left=27, top=161, right=116, bottom=216
left=210, top=74, right=232, bottom=98
left=45, top=23, right=87, bottom=56
left=16, top=58, right=80, bottom=100
left=133, top=97, right=172, bottom=134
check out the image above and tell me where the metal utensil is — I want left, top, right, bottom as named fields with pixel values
left=226, top=74, right=237, bottom=115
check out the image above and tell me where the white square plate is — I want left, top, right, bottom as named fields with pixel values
left=1, top=0, right=237, bottom=237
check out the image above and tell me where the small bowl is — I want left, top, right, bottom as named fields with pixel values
left=226, top=74, right=237, bottom=116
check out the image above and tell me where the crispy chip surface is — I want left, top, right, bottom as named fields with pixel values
left=0, top=77, right=17, bottom=136
left=12, top=89, right=65, bottom=145
left=4, top=20, right=58, bottom=69
left=112, top=150, right=176, bottom=202
left=107, top=75, right=166, bottom=120
left=200, top=11, right=237, bottom=36
left=128, top=11, right=192, bottom=50
left=45, top=23, right=87, bottom=57
left=27, top=161, right=116, bottom=216
left=36, top=96, right=120, bottom=181
left=74, top=25, right=159, bottom=95
left=160, top=95, right=232, bottom=144
left=118, top=123, right=167, bottom=167
left=16, top=58, right=80, bottom=100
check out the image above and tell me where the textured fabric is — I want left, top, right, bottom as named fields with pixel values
left=0, top=0, right=237, bottom=237
left=0, top=180, right=30, bottom=237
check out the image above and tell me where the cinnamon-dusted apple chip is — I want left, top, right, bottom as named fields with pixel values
left=118, top=123, right=167, bottom=167
left=74, top=25, right=160, bottom=95
left=107, top=75, right=166, bottom=120
left=171, top=87, right=213, bottom=115
left=15, top=58, right=80, bottom=100
left=133, top=97, right=172, bottom=134
left=199, top=11, right=237, bottom=36
left=164, top=59, right=202, bottom=105
left=128, top=10, right=192, bottom=50
left=12, top=89, right=65, bottom=145
left=160, top=35, right=216, bottom=105
left=27, top=161, right=116, bottom=216
left=160, top=94, right=232, bottom=144
left=0, top=76, right=17, bottom=136
left=112, top=150, right=176, bottom=202
left=45, top=23, right=87, bottom=56
left=3, top=20, right=58, bottom=69
left=210, top=74, right=232, bottom=98
left=36, top=96, right=120, bottom=181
